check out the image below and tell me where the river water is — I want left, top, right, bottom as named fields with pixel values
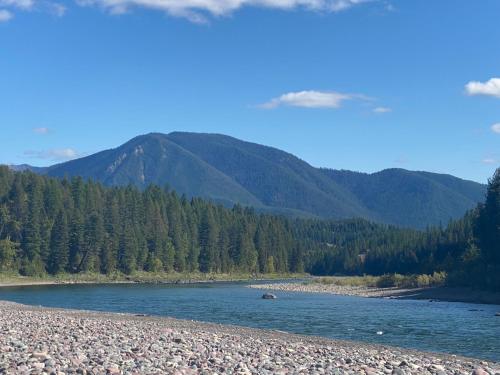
left=1, top=282, right=498, bottom=361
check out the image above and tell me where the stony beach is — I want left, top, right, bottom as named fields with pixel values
left=249, top=282, right=402, bottom=298
left=0, top=301, right=498, bottom=375
left=248, top=282, right=500, bottom=305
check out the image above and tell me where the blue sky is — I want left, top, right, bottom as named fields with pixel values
left=0, top=0, right=499, bottom=183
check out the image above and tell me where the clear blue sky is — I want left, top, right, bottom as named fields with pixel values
left=0, top=0, right=499, bottom=183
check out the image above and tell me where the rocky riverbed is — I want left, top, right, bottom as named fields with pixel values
left=0, top=301, right=498, bottom=375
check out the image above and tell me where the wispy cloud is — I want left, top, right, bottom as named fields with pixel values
left=0, top=0, right=35, bottom=9
left=33, top=127, right=51, bottom=135
left=465, top=77, right=500, bottom=98
left=0, top=8, right=12, bottom=21
left=482, top=158, right=498, bottom=165
left=373, top=106, right=391, bottom=114
left=259, top=90, right=362, bottom=109
left=77, top=0, right=375, bottom=23
left=491, top=123, right=500, bottom=134
left=24, top=148, right=81, bottom=161
left=394, top=155, right=408, bottom=165
left=46, top=2, right=66, bottom=16
left=0, top=0, right=66, bottom=20
left=1, top=0, right=375, bottom=22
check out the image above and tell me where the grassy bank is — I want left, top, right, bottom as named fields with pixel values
left=0, top=271, right=308, bottom=287
left=308, top=272, right=447, bottom=289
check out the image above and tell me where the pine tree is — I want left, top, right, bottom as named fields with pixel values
left=21, top=179, right=43, bottom=275
left=49, top=210, right=69, bottom=274
left=475, top=168, right=500, bottom=264
left=69, top=210, right=84, bottom=273
left=474, top=168, right=500, bottom=289
left=199, top=209, right=219, bottom=273
left=119, top=222, right=138, bottom=274
left=0, top=237, right=17, bottom=271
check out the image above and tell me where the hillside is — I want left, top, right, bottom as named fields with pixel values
left=321, top=169, right=486, bottom=228
left=9, top=132, right=486, bottom=228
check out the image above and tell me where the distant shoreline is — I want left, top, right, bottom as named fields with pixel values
left=0, top=273, right=307, bottom=289
left=248, top=282, right=500, bottom=305
left=3, top=274, right=499, bottom=306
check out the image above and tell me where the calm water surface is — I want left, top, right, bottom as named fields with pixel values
left=1, top=282, right=499, bottom=361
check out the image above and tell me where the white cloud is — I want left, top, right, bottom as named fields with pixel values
left=24, top=148, right=81, bottom=161
left=47, top=2, right=66, bottom=16
left=491, top=123, right=500, bottom=134
left=33, top=127, right=51, bottom=134
left=373, top=106, right=391, bottom=113
left=0, top=0, right=34, bottom=9
left=0, top=1, right=66, bottom=20
left=77, top=0, right=374, bottom=22
left=465, top=77, right=500, bottom=98
left=0, top=8, right=12, bottom=20
left=384, top=3, right=394, bottom=11
left=260, top=90, right=357, bottom=109
left=482, top=158, right=498, bottom=165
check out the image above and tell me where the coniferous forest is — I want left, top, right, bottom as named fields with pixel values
left=0, top=165, right=498, bottom=290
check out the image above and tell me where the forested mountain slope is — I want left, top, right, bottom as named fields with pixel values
left=321, top=169, right=486, bottom=228
left=0, top=166, right=497, bottom=290
left=10, top=132, right=486, bottom=228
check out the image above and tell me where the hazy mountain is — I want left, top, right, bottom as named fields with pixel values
left=10, top=132, right=485, bottom=228
left=8, top=164, right=48, bottom=173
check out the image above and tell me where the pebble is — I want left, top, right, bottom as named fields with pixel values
left=0, top=300, right=497, bottom=375
left=472, top=368, right=489, bottom=375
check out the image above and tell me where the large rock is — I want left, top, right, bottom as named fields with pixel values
left=262, top=293, right=277, bottom=300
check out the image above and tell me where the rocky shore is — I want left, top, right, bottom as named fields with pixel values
left=0, top=301, right=498, bottom=375
left=248, top=283, right=500, bottom=305
left=249, top=282, right=400, bottom=298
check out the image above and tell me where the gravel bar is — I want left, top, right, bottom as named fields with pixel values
left=0, top=301, right=498, bottom=375
left=247, top=283, right=500, bottom=305
left=248, top=283, right=409, bottom=298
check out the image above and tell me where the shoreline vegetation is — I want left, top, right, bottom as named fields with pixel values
left=0, top=271, right=308, bottom=288
left=0, top=167, right=498, bottom=295
left=0, top=300, right=498, bottom=374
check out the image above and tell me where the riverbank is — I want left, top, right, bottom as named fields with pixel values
left=0, top=272, right=307, bottom=288
left=248, top=282, right=500, bottom=305
left=0, top=301, right=497, bottom=375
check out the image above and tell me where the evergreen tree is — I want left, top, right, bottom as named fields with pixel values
left=475, top=168, right=500, bottom=264
left=21, top=179, right=43, bottom=275
left=0, top=237, right=17, bottom=271
left=199, top=209, right=218, bottom=273
left=48, top=211, right=69, bottom=274
left=0, top=167, right=496, bottom=291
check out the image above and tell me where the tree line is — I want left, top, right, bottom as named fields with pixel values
left=0, top=166, right=498, bottom=290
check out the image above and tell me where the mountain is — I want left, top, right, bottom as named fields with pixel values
left=321, top=169, right=486, bottom=228
left=11, top=132, right=486, bottom=228
left=44, top=134, right=262, bottom=208
left=8, top=164, right=48, bottom=174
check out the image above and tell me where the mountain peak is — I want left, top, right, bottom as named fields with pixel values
left=20, top=131, right=484, bottom=229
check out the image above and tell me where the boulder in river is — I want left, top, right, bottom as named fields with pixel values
left=262, top=293, right=277, bottom=300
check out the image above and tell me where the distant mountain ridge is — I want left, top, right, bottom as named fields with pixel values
left=8, top=132, right=486, bottom=228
